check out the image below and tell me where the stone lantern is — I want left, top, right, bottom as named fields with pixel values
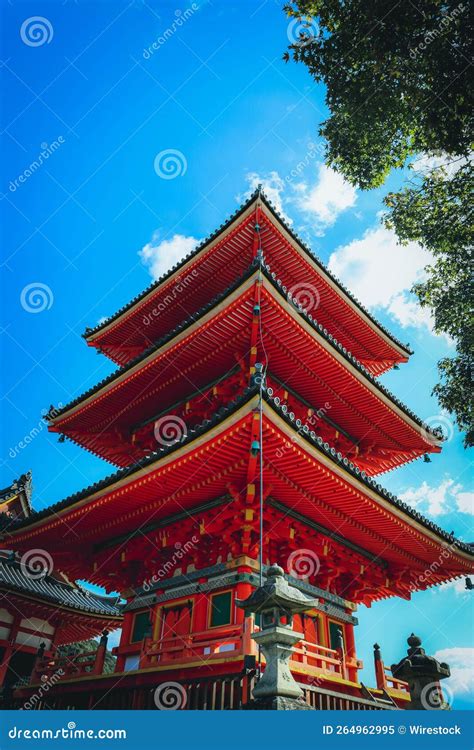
left=236, top=563, right=318, bottom=710
left=391, top=634, right=451, bottom=710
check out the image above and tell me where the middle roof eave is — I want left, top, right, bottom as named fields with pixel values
left=49, top=264, right=442, bottom=448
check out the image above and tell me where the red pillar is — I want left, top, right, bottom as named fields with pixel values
left=345, top=620, right=358, bottom=682
left=193, top=580, right=209, bottom=632
left=373, top=643, right=387, bottom=689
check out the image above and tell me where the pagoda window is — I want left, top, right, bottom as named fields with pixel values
left=130, top=610, right=152, bottom=643
left=328, top=620, right=345, bottom=653
left=209, top=590, right=232, bottom=628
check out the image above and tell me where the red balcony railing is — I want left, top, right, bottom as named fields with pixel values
left=140, top=624, right=244, bottom=668
left=373, top=644, right=409, bottom=694
left=30, top=642, right=107, bottom=684
left=291, top=639, right=362, bottom=683
left=139, top=623, right=362, bottom=685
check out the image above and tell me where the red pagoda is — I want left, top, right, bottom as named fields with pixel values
left=3, top=187, right=473, bottom=710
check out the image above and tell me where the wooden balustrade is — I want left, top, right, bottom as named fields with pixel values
left=291, top=640, right=345, bottom=676
left=302, top=683, right=400, bottom=710
left=30, top=644, right=107, bottom=685
left=139, top=626, right=361, bottom=688
left=140, top=624, right=244, bottom=667
left=17, top=633, right=408, bottom=711
left=383, top=666, right=409, bottom=693
left=373, top=643, right=409, bottom=694
left=29, top=629, right=404, bottom=708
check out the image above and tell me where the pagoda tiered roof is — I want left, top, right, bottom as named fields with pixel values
left=83, top=189, right=411, bottom=374
left=47, top=264, right=441, bottom=472
left=5, top=387, right=472, bottom=602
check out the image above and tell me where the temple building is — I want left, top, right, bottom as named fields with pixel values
left=0, top=472, right=33, bottom=530
left=2, top=188, right=473, bottom=710
left=0, top=474, right=122, bottom=704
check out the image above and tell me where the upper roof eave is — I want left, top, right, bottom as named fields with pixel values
left=5, top=387, right=472, bottom=561
left=49, top=263, right=442, bottom=444
left=83, top=187, right=412, bottom=359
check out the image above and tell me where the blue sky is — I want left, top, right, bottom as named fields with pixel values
left=1, top=1, right=472, bottom=706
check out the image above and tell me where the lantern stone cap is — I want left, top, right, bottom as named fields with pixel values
left=235, top=563, right=318, bottom=615
left=391, top=634, right=451, bottom=680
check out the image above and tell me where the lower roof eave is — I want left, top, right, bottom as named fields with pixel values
left=4, top=388, right=473, bottom=571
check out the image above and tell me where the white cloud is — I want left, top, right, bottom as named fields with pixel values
left=385, top=292, right=434, bottom=330
left=241, top=166, right=356, bottom=232
left=139, top=233, right=199, bottom=280
left=437, top=578, right=470, bottom=596
left=328, top=224, right=436, bottom=333
left=241, top=171, right=289, bottom=221
left=411, top=152, right=472, bottom=178
left=433, top=647, right=474, bottom=700
left=295, top=163, right=357, bottom=230
left=399, top=477, right=473, bottom=517
left=456, top=491, right=474, bottom=515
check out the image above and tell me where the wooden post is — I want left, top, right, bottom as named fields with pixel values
left=0, top=645, right=13, bottom=688
left=30, top=642, right=46, bottom=684
left=373, top=643, right=387, bottom=689
left=116, top=611, right=134, bottom=672
left=335, top=628, right=347, bottom=680
left=93, top=631, right=108, bottom=676
left=193, top=585, right=208, bottom=632
left=345, top=620, right=358, bottom=682
left=0, top=613, right=22, bottom=687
